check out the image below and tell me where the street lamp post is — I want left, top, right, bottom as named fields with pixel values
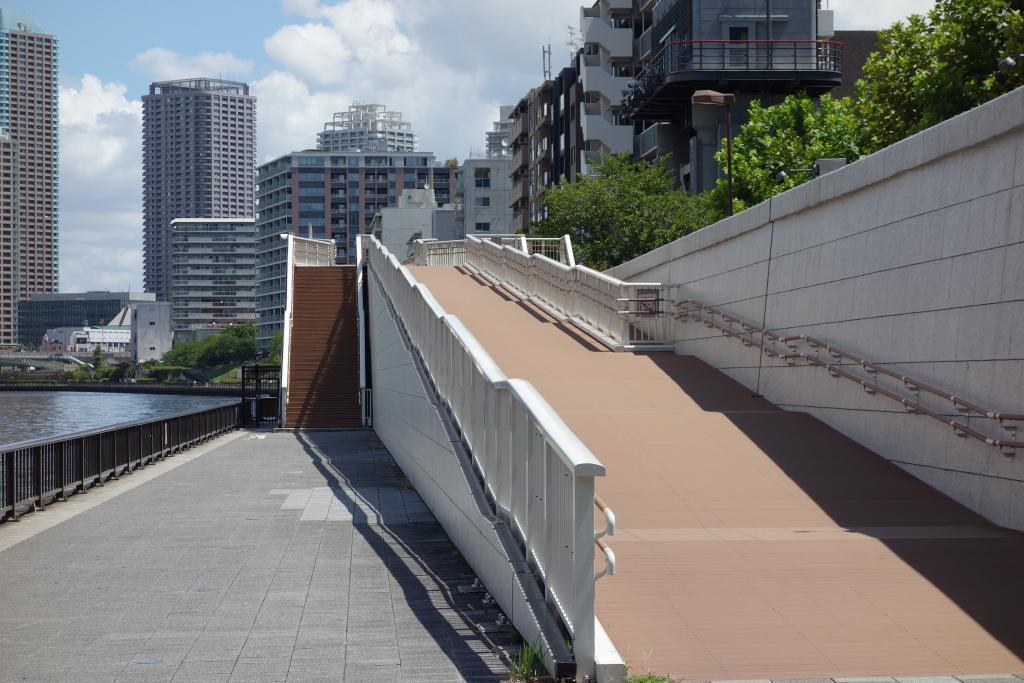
left=692, top=89, right=737, bottom=216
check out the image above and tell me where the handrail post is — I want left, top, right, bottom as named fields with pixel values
left=572, top=474, right=596, bottom=681
left=561, top=234, right=576, bottom=268
left=279, top=233, right=296, bottom=427
left=4, top=451, right=17, bottom=521
left=33, top=446, right=44, bottom=510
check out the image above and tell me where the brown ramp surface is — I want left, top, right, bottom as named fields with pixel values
left=410, top=266, right=1024, bottom=681
left=285, top=266, right=362, bottom=429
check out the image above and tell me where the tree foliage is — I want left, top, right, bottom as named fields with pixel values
left=712, top=94, right=862, bottom=209
left=858, top=0, right=1024, bottom=152
left=533, top=154, right=720, bottom=270
left=161, top=324, right=256, bottom=370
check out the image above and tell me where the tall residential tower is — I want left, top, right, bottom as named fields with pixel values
left=0, top=9, right=59, bottom=347
left=142, top=78, right=256, bottom=301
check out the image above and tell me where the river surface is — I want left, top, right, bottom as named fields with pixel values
left=0, top=392, right=238, bottom=446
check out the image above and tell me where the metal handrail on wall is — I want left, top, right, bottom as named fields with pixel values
left=677, top=300, right=1024, bottom=455
left=1, top=403, right=240, bottom=522
left=457, top=234, right=1024, bottom=455
left=365, top=235, right=612, bottom=680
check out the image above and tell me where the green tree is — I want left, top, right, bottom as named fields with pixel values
left=533, top=153, right=720, bottom=270
left=711, top=94, right=862, bottom=209
left=160, top=324, right=257, bottom=370
left=266, top=332, right=284, bottom=364
left=857, top=0, right=1024, bottom=152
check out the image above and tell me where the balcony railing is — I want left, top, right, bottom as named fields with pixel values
left=626, top=40, right=843, bottom=111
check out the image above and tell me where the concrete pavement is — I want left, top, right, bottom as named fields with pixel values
left=0, top=429, right=510, bottom=682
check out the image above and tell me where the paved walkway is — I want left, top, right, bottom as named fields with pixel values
left=0, top=429, right=509, bottom=682
left=412, top=265, right=1024, bottom=681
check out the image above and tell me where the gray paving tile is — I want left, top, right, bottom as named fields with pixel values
left=0, top=430, right=508, bottom=682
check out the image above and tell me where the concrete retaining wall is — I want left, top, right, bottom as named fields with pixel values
left=608, top=87, right=1024, bottom=530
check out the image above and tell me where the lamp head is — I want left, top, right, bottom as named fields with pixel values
left=692, top=89, right=736, bottom=106
left=999, top=55, right=1019, bottom=73
left=775, top=170, right=788, bottom=182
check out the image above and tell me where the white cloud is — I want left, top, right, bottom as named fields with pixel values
left=281, top=0, right=323, bottom=18
left=831, top=0, right=935, bottom=30
left=132, top=47, right=253, bottom=81
left=251, top=70, right=351, bottom=161
left=258, top=0, right=567, bottom=161
left=59, top=75, right=144, bottom=292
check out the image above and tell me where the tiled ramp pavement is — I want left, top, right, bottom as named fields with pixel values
left=412, top=265, right=1024, bottom=681
left=0, top=430, right=510, bottom=682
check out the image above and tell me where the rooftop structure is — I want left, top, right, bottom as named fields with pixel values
left=318, top=102, right=417, bottom=153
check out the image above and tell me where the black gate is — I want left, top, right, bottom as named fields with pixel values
left=241, top=364, right=281, bottom=426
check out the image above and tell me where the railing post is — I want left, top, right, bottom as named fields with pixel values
left=5, top=450, right=18, bottom=521
left=572, top=474, right=596, bottom=682
left=33, top=446, right=44, bottom=510
left=78, top=437, right=87, bottom=493
left=58, top=441, right=67, bottom=501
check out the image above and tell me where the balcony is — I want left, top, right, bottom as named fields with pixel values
left=581, top=63, right=632, bottom=106
left=635, top=27, right=653, bottom=60
left=582, top=112, right=633, bottom=154
left=624, top=40, right=843, bottom=119
left=581, top=12, right=631, bottom=57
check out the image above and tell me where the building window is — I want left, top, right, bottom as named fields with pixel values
left=474, top=222, right=490, bottom=232
left=474, top=197, right=490, bottom=208
left=148, top=321, right=156, bottom=326
left=474, top=167, right=491, bottom=188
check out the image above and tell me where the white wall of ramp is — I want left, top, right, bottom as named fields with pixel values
left=366, top=267, right=592, bottom=679
left=608, top=86, right=1024, bottom=531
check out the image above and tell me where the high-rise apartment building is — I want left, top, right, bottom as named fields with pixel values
left=255, top=150, right=443, bottom=345
left=509, top=85, right=552, bottom=232
left=0, top=10, right=59, bottom=348
left=170, top=218, right=257, bottom=331
left=0, top=131, right=16, bottom=347
left=142, top=78, right=256, bottom=301
left=318, top=103, right=417, bottom=153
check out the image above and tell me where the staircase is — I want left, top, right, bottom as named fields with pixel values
left=284, top=266, right=362, bottom=429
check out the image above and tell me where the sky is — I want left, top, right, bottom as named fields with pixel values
left=12, top=0, right=936, bottom=293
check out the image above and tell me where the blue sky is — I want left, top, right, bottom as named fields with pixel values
left=5, top=0, right=935, bottom=293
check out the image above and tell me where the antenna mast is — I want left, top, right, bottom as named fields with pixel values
left=542, top=44, right=552, bottom=80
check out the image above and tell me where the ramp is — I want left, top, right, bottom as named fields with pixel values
left=411, top=265, right=1024, bottom=681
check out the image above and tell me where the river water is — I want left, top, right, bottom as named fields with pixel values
left=0, top=392, right=239, bottom=446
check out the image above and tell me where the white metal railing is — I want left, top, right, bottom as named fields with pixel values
left=413, top=235, right=575, bottom=268
left=291, top=234, right=336, bottom=266
left=366, top=235, right=612, bottom=680
left=465, top=235, right=671, bottom=349
left=411, top=239, right=467, bottom=267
